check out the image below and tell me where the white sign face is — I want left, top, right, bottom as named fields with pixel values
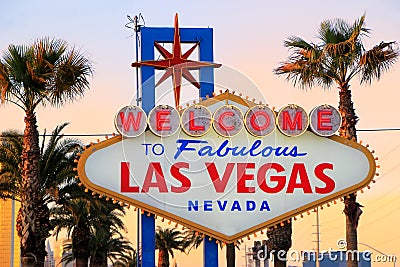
left=78, top=112, right=375, bottom=242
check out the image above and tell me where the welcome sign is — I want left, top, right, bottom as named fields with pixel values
left=77, top=92, right=376, bottom=243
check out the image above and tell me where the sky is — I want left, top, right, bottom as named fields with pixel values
left=1, top=0, right=400, bottom=266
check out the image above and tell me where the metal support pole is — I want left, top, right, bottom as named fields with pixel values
left=204, top=236, right=218, bottom=267
left=316, top=207, right=320, bottom=267
left=126, top=14, right=145, bottom=267
left=142, top=213, right=155, bottom=267
left=134, top=15, right=141, bottom=106
left=137, top=209, right=141, bottom=267
left=312, top=207, right=321, bottom=267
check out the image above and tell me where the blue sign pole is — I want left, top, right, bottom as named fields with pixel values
left=140, top=28, right=157, bottom=267
left=141, top=213, right=156, bottom=267
left=139, top=24, right=217, bottom=267
left=204, top=236, right=219, bottom=267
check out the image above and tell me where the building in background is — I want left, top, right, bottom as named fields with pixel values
left=0, top=198, right=20, bottom=267
left=44, top=240, right=55, bottom=267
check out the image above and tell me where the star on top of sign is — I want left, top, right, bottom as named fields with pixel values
left=131, top=14, right=222, bottom=108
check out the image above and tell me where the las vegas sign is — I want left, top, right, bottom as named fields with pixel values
left=77, top=92, right=376, bottom=243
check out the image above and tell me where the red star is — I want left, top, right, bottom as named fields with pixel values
left=132, top=14, right=221, bottom=108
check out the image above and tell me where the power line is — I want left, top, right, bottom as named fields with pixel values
left=358, top=128, right=400, bottom=132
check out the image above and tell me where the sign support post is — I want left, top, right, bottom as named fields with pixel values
left=141, top=213, right=156, bottom=267
left=204, top=236, right=218, bottom=267
left=139, top=22, right=217, bottom=267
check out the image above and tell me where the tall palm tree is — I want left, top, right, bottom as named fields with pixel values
left=0, top=123, right=82, bottom=266
left=156, top=226, right=195, bottom=267
left=0, top=37, right=93, bottom=267
left=274, top=14, right=398, bottom=267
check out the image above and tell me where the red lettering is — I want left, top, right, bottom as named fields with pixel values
left=156, top=110, right=171, bottom=131
left=237, top=163, right=255, bottom=193
left=141, top=162, right=168, bottom=193
left=317, top=110, right=333, bottom=131
left=119, top=111, right=142, bottom=132
left=250, top=111, right=270, bottom=131
left=206, top=162, right=235, bottom=193
left=282, top=111, right=302, bottom=130
left=218, top=111, right=235, bottom=131
left=314, top=163, right=335, bottom=194
left=189, top=111, right=205, bottom=131
left=286, top=163, right=312, bottom=193
left=120, top=162, right=139, bottom=192
left=170, top=162, right=191, bottom=193
left=257, top=163, right=286, bottom=193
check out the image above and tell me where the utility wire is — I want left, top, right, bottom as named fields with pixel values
left=358, top=128, right=400, bottom=132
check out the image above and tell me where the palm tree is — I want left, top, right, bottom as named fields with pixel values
left=52, top=198, right=92, bottom=267
left=0, top=37, right=93, bottom=267
left=113, top=248, right=138, bottom=267
left=274, top=14, right=398, bottom=267
left=0, top=130, right=23, bottom=199
left=88, top=198, right=130, bottom=267
left=52, top=182, right=129, bottom=267
left=0, top=123, right=82, bottom=265
left=156, top=226, right=195, bottom=267
left=88, top=227, right=134, bottom=267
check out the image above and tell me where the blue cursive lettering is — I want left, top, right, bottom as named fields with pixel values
left=175, top=139, right=307, bottom=159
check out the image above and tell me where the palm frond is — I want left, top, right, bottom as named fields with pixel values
left=275, top=14, right=398, bottom=89
left=0, top=37, right=93, bottom=111
left=359, top=41, right=399, bottom=84
left=49, top=48, right=94, bottom=107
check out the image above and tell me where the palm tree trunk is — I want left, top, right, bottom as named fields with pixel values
left=17, top=111, right=43, bottom=267
left=158, top=248, right=170, bottom=267
left=89, top=256, right=107, bottom=267
left=226, top=243, right=235, bottom=267
left=267, top=221, right=292, bottom=267
left=76, top=257, right=89, bottom=267
left=73, top=225, right=90, bottom=267
left=339, top=86, right=362, bottom=267
left=273, top=253, right=287, bottom=267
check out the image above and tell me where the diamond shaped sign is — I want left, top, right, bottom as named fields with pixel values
left=77, top=93, right=375, bottom=243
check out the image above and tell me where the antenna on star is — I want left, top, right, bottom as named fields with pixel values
left=125, top=13, right=145, bottom=33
